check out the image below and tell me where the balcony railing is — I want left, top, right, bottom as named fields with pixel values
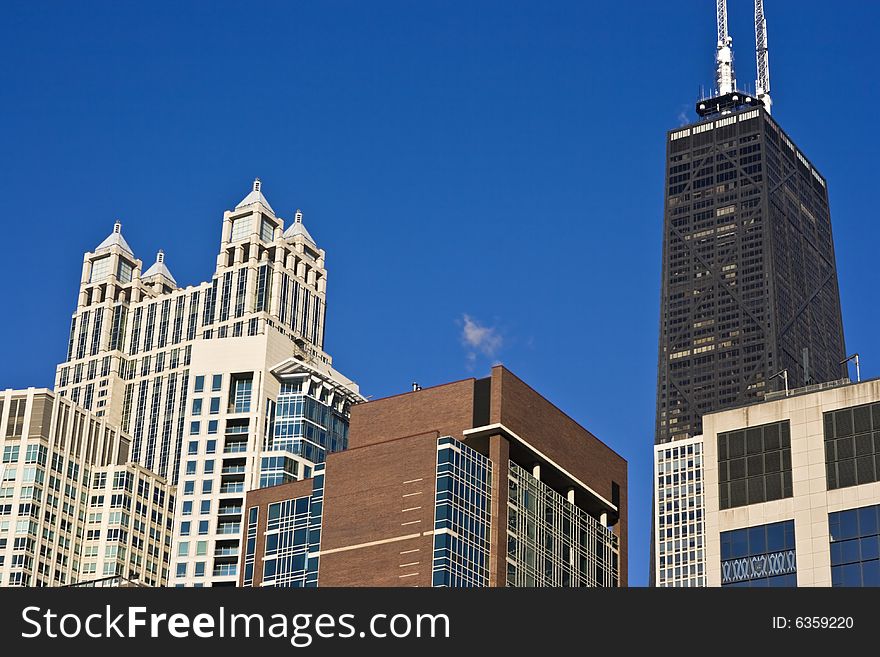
left=216, top=524, right=240, bottom=535
left=219, top=483, right=244, bottom=494
left=218, top=505, right=243, bottom=515
left=221, top=465, right=246, bottom=475
left=224, top=443, right=247, bottom=453
left=212, top=564, right=238, bottom=577
left=214, top=547, right=239, bottom=557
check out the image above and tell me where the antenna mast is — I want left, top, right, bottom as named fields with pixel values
left=755, top=0, right=772, bottom=113
left=715, top=0, right=735, bottom=95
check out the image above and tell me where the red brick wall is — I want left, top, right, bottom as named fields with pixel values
left=318, top=432, right=439, bottom=587
left=490, top=366, right=629, bottom=586
left=348, top=379, right=476, bottom=449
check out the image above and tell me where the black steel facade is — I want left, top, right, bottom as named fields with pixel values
left=655, top=107, right=846, bottom=445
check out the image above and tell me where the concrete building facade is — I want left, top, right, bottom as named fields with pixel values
left=0, top=389, right=174, bottom=587
left=655, top=377, right=880, bottom=587
left=52, top=179, right=363, bottom=587
left=240, top=366, right=627, bottom=588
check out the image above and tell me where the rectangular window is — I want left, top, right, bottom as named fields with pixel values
left=192, top=399, right=202, bottom=416
left=230, top=217, right=253, bottom=242
left=194, top=375, right=205, bottom=393
left=824, top=402, right=880, bottom=490
left=117, top=259, right=133, bottom=284
left=198, top=520, right=209, bottom=535
left=189, top=421, right=200, bottom=435
left=717, top=421, right=792, bottom=510
left=200, top=500, right=211, bottom=514
left=720, top=520, right=796, bottom=587
left=219, top=271, right=233, bottom=322
left=210, top=397, right=221, bottom=414
left=234, top=268, right=247, bottom=318
left=212, top=375, right=222, bottom=392
left=260, top=217, right=275, bottom=242
left=231, top=375, right=253, bottom=414
left=207, top=420, right=218, bottom=435
left=830, top=504, right=880, bottom=587
left=90, top=256, right=111, bottom=282
left=180, top=521, right=191, bottom=536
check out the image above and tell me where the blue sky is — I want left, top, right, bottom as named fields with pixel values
left=1, top=1, right=878, bottom=586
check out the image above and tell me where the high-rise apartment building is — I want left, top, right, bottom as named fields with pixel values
left=0, top=388, right=174, bottom=587
left=53, top=180, right=363, bottom=587
left=238, top=366, right=627, bottom=588
left=655, top=377, right=880, bottom=587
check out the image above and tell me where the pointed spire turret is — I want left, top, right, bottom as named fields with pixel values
left=143, top=249, right=177, bottom=286
left=283, top=208, right=317, bottom=246
left=95, top=220, right=135, bottom=256
left=235, top=177, right=275, bottom=214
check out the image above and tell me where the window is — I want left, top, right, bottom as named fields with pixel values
left=196, top=541, right=207, bottom=556
left=194, top=562, right=206, bottom=577
left=190, top=422, right=200, bottom=436
left=231, top=375, right=253, bottom=413
left=186, top=461, right=197, bottom=475
left=720, top=520, right=796, bottom=587
left=200, top=500, right=211, bottom=515
left=206, top=440, right=217, bottom=455
left=198, top=520, right=209, bottom=536
left=260, top=218, right=275, bottom=242
left=212, top=375, right=223, bottom=392
left=824, top=402, right=880, bottom=490
left=202, top=481, right=213, bottom=494
left=830, top=504, right=880, bottom=587
left=2, top=446, right=18, bottom=464
left=208, top=421, right=218, bottom=435
left=204, top=460, right=215, bottom=475
left=230, top=217, right=252, bottom=242
left=183, top=482, right=194, bottom=495
left=192, top=399, right=203, bottom=416
left=717, top=421, right=792, bottom=510
left=180, top=522, right=191, bottom=537
left=210, top=398, right=221, bottom=415
left=176, top=563, right=187, bottom=578
left=194, top=376, right=205, bottom=393
left=117, top=260, right=133, bottom=284
left=182, top=501, right=193, bottom=516
left=90, top=257, right=111, bottom=282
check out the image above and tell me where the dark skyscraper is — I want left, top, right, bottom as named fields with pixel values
left=654, top=105, right=847, bottom=445
left=654, top=0, right=846, bottom=449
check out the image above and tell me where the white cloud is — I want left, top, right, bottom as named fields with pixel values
left=461, top=314, right=503, bottom=365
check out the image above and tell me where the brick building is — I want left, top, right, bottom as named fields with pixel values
left=240, top=365, right=627, bottom=587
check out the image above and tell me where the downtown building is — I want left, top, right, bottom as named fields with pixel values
left=237, top=366, right=627, bottom=588
left=651, top=0, right=848, bottom=580
left=50, top=179, right=363, bottom=587
left=655, top=377, right=880, bottom=587
left=0, top=388, right=174, bottom=587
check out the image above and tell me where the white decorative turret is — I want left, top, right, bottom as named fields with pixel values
left=95, top=220, right=135, bottom=256
left=143, top=249, right=177, bottom=287
left=283, top=208, right=317, bottom=247
left=235, top=177, right=275, bottom=215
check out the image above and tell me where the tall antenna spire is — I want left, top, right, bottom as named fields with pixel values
left=715, top=0, right=736, bottom=95
left=755, top=0, right=772, bottom=113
